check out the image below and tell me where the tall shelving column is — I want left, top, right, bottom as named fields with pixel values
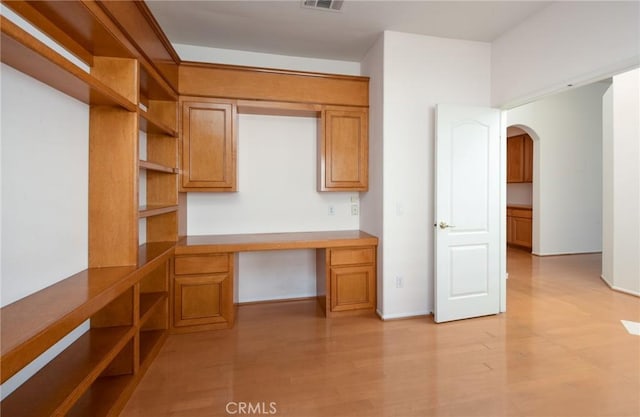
left=90, top=57, right=140, bottom=268
left=136, top=67, right=179, bottom=375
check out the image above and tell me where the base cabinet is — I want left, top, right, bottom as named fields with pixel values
left=318, top=246, right=376, bottom=316
left=172, top=253, right=235, bottom=332
left=507, top=207, right=532, bottom=250
left=330, top=265, right=375, bottom=312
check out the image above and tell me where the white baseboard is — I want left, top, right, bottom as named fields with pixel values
left=600, top=275, right=640, bottom=297
left=377, top=309, right=431, bottom=320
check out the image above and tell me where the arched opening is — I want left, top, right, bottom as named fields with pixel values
left=506, top=124, right=539, bottom=254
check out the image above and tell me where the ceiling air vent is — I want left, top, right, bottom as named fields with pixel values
left=302, top=0, right=344, bottom=12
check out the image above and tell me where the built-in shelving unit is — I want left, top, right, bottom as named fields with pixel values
left=0, top=1, right=180, bottom=416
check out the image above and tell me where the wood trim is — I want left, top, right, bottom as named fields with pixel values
left=181, top=60, right=369, bottom=82
left=133, top=1, right=182, bottom=64
left=179, top=62, right=369, bottom=107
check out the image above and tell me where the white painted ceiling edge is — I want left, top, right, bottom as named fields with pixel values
left=146, top=0, right=552, bottom=62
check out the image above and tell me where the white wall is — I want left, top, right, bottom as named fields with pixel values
left=602, top=69, right=640, bottom=296
left=1, top=64, right=89, bottom=305
left=507, top=82, right=609, bottom=256
left=174, top=43, right=361, bottom=75
left=379, top=31, right=491, bottom=318
left=360, top=34, right=384, bottom=313
left=1, top=64, right=90, bottom=398
left=492, top=1, right=640, bottom=108
left=506, top=183, right=533, bottom=206
left=187, top=114, right=359, bottom=302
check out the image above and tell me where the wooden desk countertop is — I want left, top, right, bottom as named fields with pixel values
left=176, top=230, right=378, bottom=255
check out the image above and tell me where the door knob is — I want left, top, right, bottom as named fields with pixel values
left=439, top=222, right=456, bottom=229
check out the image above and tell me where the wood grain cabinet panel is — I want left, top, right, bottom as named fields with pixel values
left=330, top=265, right=375, bottom=312
left=523, top=135, right=533, bottom=182
left=507, top=207, right=532, bottom=250
left=174, top=274, right=232, bottom=327
left=319, top=107, right=368, bottom=191
left=507, top=134, right=533, bottom=183
left=172, top=253, right=235, bottom=332
left=181, top=99, right=236, bottom=191
left=320, top=247, right=376, bottom=315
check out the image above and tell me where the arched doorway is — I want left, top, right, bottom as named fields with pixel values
left=506, top=124, right=539, bottom=253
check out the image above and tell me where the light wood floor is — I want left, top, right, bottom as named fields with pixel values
left=121, top=248, right=640, bottom=417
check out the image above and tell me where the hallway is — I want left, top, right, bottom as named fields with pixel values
left=121, top=249, right=640, bottom=417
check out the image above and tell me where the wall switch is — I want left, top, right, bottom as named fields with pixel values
left=351, top=204, right=359, bottom=216
left=328, top=205, right=336, bottom=216
left=350, top=195, right=359, bottom=203
left=395, top=276, right=404, bottom=288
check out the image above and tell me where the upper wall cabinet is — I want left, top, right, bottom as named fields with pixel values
left=319, top=107, right=369, bottom=191
left=177, top=63, right=370, bottom=193
left=180, top=98, right=237, bottom=192
left=507, top=134, right=533, bottom=183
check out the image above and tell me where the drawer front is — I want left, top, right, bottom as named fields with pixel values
left=330, top=247, right=374, bottom=266
left=174, top=254, right=230, bottom=275
left=511, top=208, right=532, bottom=219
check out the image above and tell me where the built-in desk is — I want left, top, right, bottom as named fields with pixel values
left=173, top=230, right=379, bottom=332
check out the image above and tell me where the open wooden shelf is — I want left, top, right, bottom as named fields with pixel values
left=0, top=17, right=136, bottom=112
left=139, top=160, right=178, bottom=174
left=66, top=374, right=134, bottom=417
left=138, top=109, right=178, bottom=137
left=138, top=204, right=179, bottom=219
left=0, top=326, right=135, bottom=417
left=139, top=330, right=167, bottom=369
left=140, top=292, right=167, bottom=325
left=0, top=267, right=137, bottom=383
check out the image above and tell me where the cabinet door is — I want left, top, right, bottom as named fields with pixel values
left=507, top=135, right=524, bottom=183
left=173, top=273, right=234, bottom=328
left=330, top=265, right=375, bottom=312
left=319, top=108, right=368, bottom=191
left=181, top=100, right=236, bottom=191
left=506, top=213, right=513, bottom=244
left=523, top=135, right=533, bottom=183
left=511, top=217, right=532, bottom=249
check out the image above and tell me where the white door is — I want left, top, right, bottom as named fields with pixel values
left=434, top=104, right=502, bottom=323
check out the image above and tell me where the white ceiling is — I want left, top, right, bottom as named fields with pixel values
left=146, top=1, right=552, bottom=62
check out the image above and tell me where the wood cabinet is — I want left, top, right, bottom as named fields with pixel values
left=180, top=98, right=237, bottom=192
left=172, top=253, right=236, bottom=332
left=318, top=246, right=376, bottom=315
left=507, top=134, right=533, bottom=183
left=318, top=107, right=369, bottom=191
left=507, top=207, right=532, bottom=250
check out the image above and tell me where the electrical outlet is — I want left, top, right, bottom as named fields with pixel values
left=351, top=204, right=359, bottom=216
left=395, top=276, right=404, bottom=288
left=328, top=205, right=336, bottom=216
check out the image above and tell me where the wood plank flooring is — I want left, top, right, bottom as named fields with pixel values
left=120, top=248, right=640, bottom=417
